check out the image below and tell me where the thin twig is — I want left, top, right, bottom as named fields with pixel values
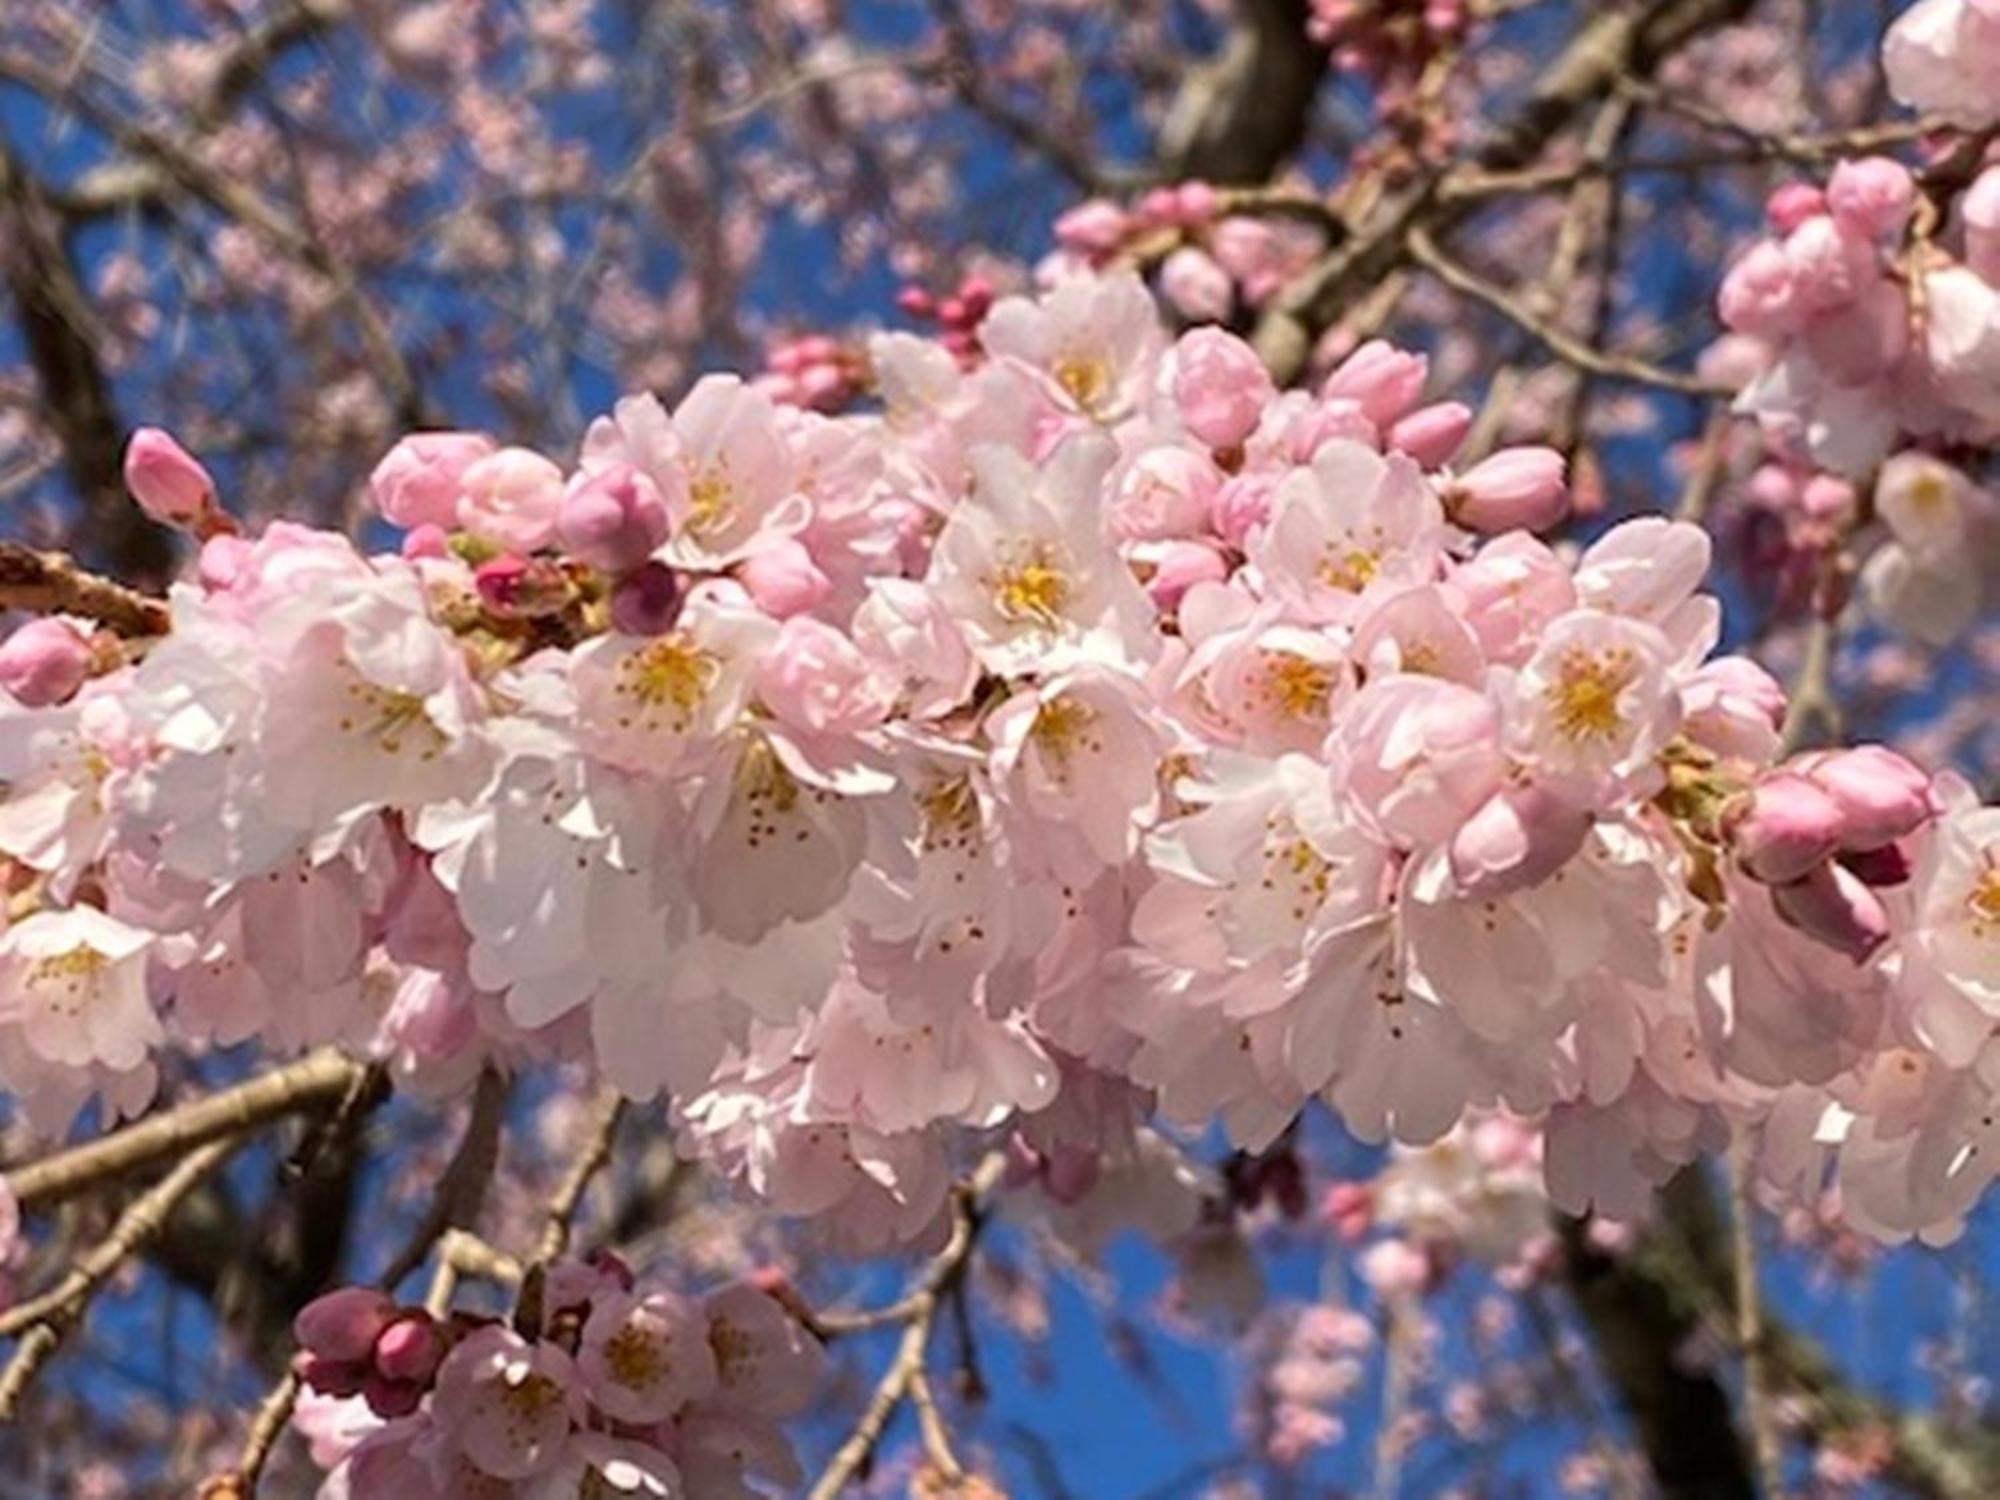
left=1729, top=1132, right=1785, bottom=1496
left=0, top=1136, right=239, bottom=1418
left=536, top=1088, right=626, bottom=1264
left=805, top=1153, right=1007, bottom=1498
left=0, top=541, right=170, bottom=636
left=1406, top=226, right=1730, bottom=398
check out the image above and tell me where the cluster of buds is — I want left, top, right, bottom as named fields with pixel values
left=294, top=1287, right=449, bottom=1419
left=1727, top=747, right=1939, bottom=958
left=1051, top=182, right=1326, bottom=320
left=368, top=429, right=683, bottom=641
left=896, top=272, right=997, bottom=364
left=1308, top=1, right=1473, bottom=171
left=754, top=333, right=872, bottom=412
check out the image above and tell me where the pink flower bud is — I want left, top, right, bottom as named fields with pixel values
left=1159, top=246, right=1235, bottom=322
left=1798, top=473, right=1859, bottom=523
left=1211, top=472, right=1277, bottom=547
left=1963, top=166, right=2000, bottom=283
left=400, top=522, right=451, bottom=560
left=1826, top=156, right=1916, bottom=240
left=0, top=618, right=92, bottom=707
left=295, top=1352, right=368, bottom=1400
left=1053, top=199, right=1131, bottom=256
left=1387, top=401, right=1471, bottom=467
left=1446, top=447, right=1569, bottom=533
left=1172, top=181, right=1219, bottom=223
left=1802, top=746, right=1935, bottom=851
left=609, top=560, right=682, bottom=636
left=737, top=539, right=831, bottom=618
left=1730, top=772, right=1845, bottom=884
left=362, top=1374, right=427, bottom=1420
left=1717, top=241, right=1799, bottom=337
left=366, top=431, right=494, bottom=530
left=1448, top=781, right=1592, bottom=897
left=372, top=1313, right=445, bottom=1385
left=456, top=447, right=564, bottom=552
left=1766, top=182, right=1827, bottom=234
left=557, top=462, right=669, bottom=572
left=123, top=427, right=213, bottom=525
left=293, top=1287, right=396, bottom=1364
left=1146, top=540, right=1229, bottom=611
left=1770, top=863, right=1890, bottom=962
left=1171, top=328, right=1274, bottom=449
left=1319, top=341, right=1427, bottom=428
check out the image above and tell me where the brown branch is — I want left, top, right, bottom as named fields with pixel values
left=805, top=1152, right=1006, bottom=1499
left=1406, top=225, right=1730, bottom=397
left=0, top=1135, right=240, bottom=1419
left=0, top=141, right=173, bottom=583
left=374, top=1067, right=508, bottom=1292
left=1252, top=0, right=1759, bottom=384
left=1155, top=0, right=1332, bottom=187
left=535, top=1088, right=625, bottom=1264
left=0, top=540, right=170, bottom=636
left=0, top=51, right=426, bottom=428
left=5, top=1051, right=373, bottom=1213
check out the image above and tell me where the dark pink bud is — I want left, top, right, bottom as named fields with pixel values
left=372, top=1313, right=445, bottom=1385
left=294, top=1287, right=396, bottom=1364
left=1766, top=182, right=1827, bottom=234
left=1838, top=839, right=1914, bottom=888
left=294, top=1351, right=369, bottom=1399
left=362, top=1374, right=427, bottom=1420
left=610, top=561, right=682, bottom=636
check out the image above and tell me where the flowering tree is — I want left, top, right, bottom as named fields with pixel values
left=0, top=1, right=1998, bottom=1496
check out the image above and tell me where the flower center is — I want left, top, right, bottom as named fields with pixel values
left=604, top=1325, right=663, bottom=1389
left=710, top=1318, right=752, bottom=1380
left=918, top=776, right=980, bottom=853
left=29, top=944, right=108, bottom=1015
left=1031, top=697, right=1102, bottom=783
left=1968, top=861, right=2000, bottom=936
left=686, top=464, right=737, bottom=537
left=1051, top=352, right=1112, bottom=413
left=616, top=635, right=720, bottom=732
left=1318, top=544, right=1380, bottom=593
left=1908, top=468, right=1954, bottom=516
left=1546, top=646, right=1637, bottom=744
left=1260, top=653, right=1335, bottom=722
left=990, top=544, right=1073, bottom=627
left=339, top=677, right=446, bottom=759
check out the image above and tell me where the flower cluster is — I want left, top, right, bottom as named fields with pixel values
left=2, top=267, right=1998, bottom=1253
left=292, top=1262, right=824, bottom=1498
left=1046, top=184, right=1330, bottom=324
left=1711, top=3, right=2000, bottom=646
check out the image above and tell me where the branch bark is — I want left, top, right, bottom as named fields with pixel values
left=1253, top=0, right=1759, bottom=383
